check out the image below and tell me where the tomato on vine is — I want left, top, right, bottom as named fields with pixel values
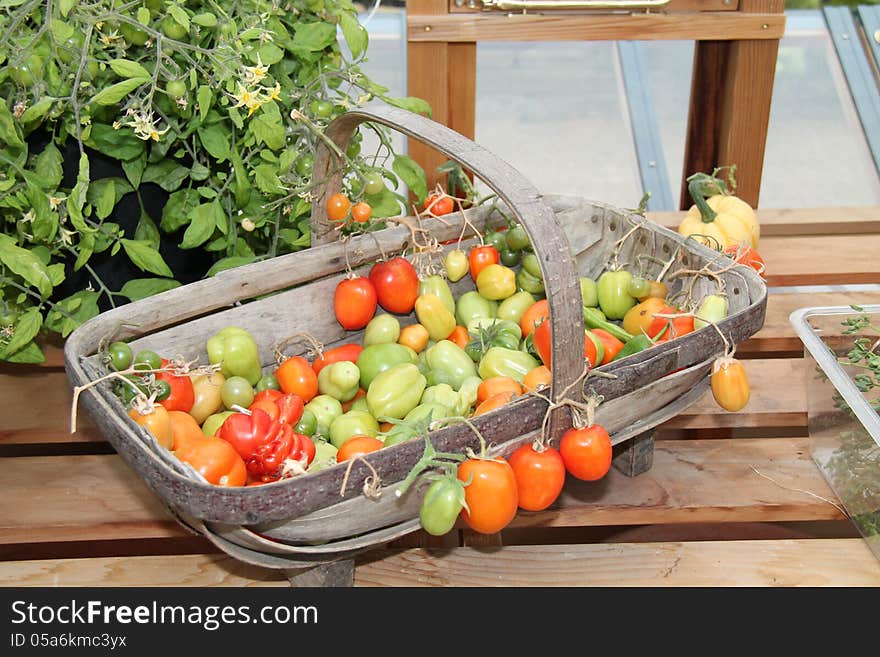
left=711, top=356, right=750, bottom=412
left=508, top=441, right=566, bottom=511
left=559, top=424, right=613, bottom=482
left=326, top=192, right=352, bottom=222
left=351, top=201, right=372, bottom=223
left=423, top=192, right=454, bottom=217
left=458, top=456, right=519, bottom=534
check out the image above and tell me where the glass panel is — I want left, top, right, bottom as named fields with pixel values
left=475, top=42, right=644, bottom=209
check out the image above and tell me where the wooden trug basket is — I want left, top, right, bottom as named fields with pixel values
left=64, top=102, right=767, bottom=584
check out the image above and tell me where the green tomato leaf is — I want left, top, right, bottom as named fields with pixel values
left=74, top=232, right=94, bottom=271
left=383, top=96, right=433, bottom=118
left=59, top=0, right=75, bottom=17
left=4, top=340, right=46, bottom=364
left=392, top=154, right=428, bottom=204
left=197, top=124, right=230, bottom=162
left=190, top=162, right=210, bottom=181
left=181, top=200, right=223, bottom=249
left=24, top=183, right=56, bottom=242
left=161, top=188, right=201, bottom=232
left=258, top=42, right=284, bottom=65
left=250, top=103, right=284, bottom=150
left=253, top=164, right=285, bottom=194
left=364, top=186, right=403, bottom=219
left=0, top=307, right=42, bottom=358
left=87, top=124, right=145, bottom=161
left=168, top=4, right=190, bottom=30
left=339, top=11, right=368, bottom=59
left=121, top=239, right=174, bottom=277
left=122, top=151, right=147, bottom=187
left=206, top=256, right=256, bottom=277
left=136, top=7, right=151, bottom=24
left=291, top=22, right=336, bottom=60
left=109, top=59, right=151, bottom=80
left=89, top=77, right=149, bottom=106
left=20, top=97, right=57, bottom=126
left=117, top=277, right=182, bottom=301
left=50, top=18, right=74, bottom=42
left=192, top=12, right=217, bottom=27
left=0, top=235, right=54, bottom=298
left=44, top=290, right=100, bottom=338
left=34, top=142, right=64, bottom=190
left=142, top=159, right=190, bottom=192
left=66, top=152, right=94, bottom=235
left=134, top=209, right=161, bottom=250
left=197, top=85, right=212, bottom=122
left=0, top=101, right=24, bottom=148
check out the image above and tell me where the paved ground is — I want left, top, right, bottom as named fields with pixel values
left=357, top=7, right=880, bottom=210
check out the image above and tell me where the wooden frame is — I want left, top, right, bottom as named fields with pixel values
left=406, top=0, right=785, bottom=209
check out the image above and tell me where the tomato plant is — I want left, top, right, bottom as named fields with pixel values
left=334, top=276, right=378, bottom=330
left=508, top=442, right=566, bottom=511
left=457, top=457, right=519, bottom=534
left=559, top=424, right=613, bottom=481
left=369, top=257, right=420, bottom=315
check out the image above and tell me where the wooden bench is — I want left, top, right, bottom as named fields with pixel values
left=2, top=206, right=880, bottom=586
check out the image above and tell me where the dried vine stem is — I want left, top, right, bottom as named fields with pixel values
left=273, top=331, right=325, bottom=364
left=339, top=454, right=382, bottom=499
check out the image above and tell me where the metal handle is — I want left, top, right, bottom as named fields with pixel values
left=481, top=0, right=671, bottom=10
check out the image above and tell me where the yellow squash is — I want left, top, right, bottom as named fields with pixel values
left=678, top=172, right=759, bottom=250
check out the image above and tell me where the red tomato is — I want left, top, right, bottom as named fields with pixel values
left=326, top=192, right=351, bottom=222
left=646, top=305, right=695, bottom=341
left=508, top=442, right=566, bottom=511
left=334, top=276, right=378, bottom=329
left=559, top=424, right=613, bottom=482
left=724, top=244, right=766, bottom=279
left=155, top=360, right=195, bottom=413
left=174, top=436, right=247, bottom=487
left=312, top=343, right=364, bottom=375
left=275, top=355, right=318, bottom=403
left=468, top=245, right=500, bottom=282
left=457, top=457, right=519, bottom=534
left=533, top=320, right=599, bottom=369
left=368, top=256, right=419, bottom=315
left=589, top=328, right=625, bottom=364
left=423, top=192, right=454, bottom=217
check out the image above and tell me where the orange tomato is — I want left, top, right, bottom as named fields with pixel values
left=326, top=192, right=351, bottom=222
left=589, top=328, right=625, bottom=364
left=336, top=435, right=384, bottom=462
left=351, top=201, right=372, bottom=223
left=622, top=296, right=668, bottom=337
left=533, top=320, right=599, bottom=368
left=519, top=299, right=549, bottom=337
left=248, top=397, right=280, bottom=421
left=522, top=365, right=551, bottom=393
left=559, top=424, right=613, bottom=482
left=446, top=325, right=470, bottom=351
left=128, top=404, right=173, bottom=449
left=646, top=305, right=695, bottom=341
left=175, top=436, right=247, bottom=486
left=508, top=442, right=566, bottom=512
left=398, top=323, right=430, bottom=353
left=472, top=390, right=516, bottom=417
left=458, top=457, right=519, bottom=534
left=275, top=355, right=318, bottom=403
left=477, top=376, right=523, bottom=406
left=711, top=357, right=751, bottom=412
left=167, top=410, right=205, bottom=451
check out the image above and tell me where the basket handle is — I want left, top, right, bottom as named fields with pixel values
left=311, top=101, right=584, bottom=440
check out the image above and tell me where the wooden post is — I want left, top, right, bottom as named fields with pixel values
left=406, top=0, right=476, bottom=192
left=681, top=0, right=783, bottom=209
left=612, top=430, right=655, bottom=477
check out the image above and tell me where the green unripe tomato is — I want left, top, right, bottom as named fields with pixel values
left=310, top=99, right=334, bottom=118
left=419, top=477, right=465, bottom=536
left=477, top=264, right=517, bottom=301
left=132, top=350, right=162, bottom=372
left=363, top=314, right=401, bottom=346
left=255, top=373, right=281, bottom=392
left=120, top=21, right=150, bottom=46
left=455, top=290, right=497, bottom=326
left=317, top=361, right=361, bottom=402
left=444, top=249, right=469, bottom=283
left=295, top=154, right=314, bottom=177
left=165, top=79, right=187, bottom=100
left=499, top=248, right=522, bottom=267
left=496, top=290, right=536, bottom=325
left=483, top=229, right=507, bottom=253
left=294, top=409, right=318, bottom=437
left=580, top=277, right=599, bottom=308
left=221, top=375, right=254, bottom=410
left=366, top=363, right=426, bottom=420
left=107, top=341, right=133, bottom=371
left=363, top=171, right=385, bottom=196
left=328, top=409, right=379, bottom=449
left=307, top=439, right=338, bottom=472
left=304, top=394, right=344, bottom=439
left=505, top=223, right=530, bottom=251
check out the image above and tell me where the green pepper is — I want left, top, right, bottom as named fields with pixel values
left=580, top=277, right=599, bottom=308
left=317, top=360, right=361, bottom=402
left=304, top=394, right=344, bottom=439
left=357, top=342, right=418, bottom=390
left=420, top=383, right=460, bottom=414
left=694, top=293, right=729, bottom=330
left=415, top=293, right=457, bottom=341
left=205, top=326, right=262, bottom=385
left=465, top=318, right=521, bottom=361
left=329, top=409, right=380, bottom=448
left=516, top=267, right=545, bottom=296
left=583, top=306, right=634, bottom=344
left=497, top=290, right=536, bottom=325
left=424, top=340, right=478, bottom=390
left=455, top=290, right=497, bottom=326
left=478, top=347, right=539, bottom=384
left=419, top=275, right=456, bottom=315
left=597, top=270, right=637, bottom=320
left=363, top=314, right=401, bottom=346
left=366, top=362, right=426, bottom=420
left=611, top=334, right=654, bottom=362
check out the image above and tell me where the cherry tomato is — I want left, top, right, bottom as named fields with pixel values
left=724, top=244, right=766, bottom=279
left=336, top=435, right=383, bottom=462
left=106, top=341, right=133, bottom=371
left=419, top=477, right=465, bottom=536
left=334, top=276, right=378, bottom=330
left=458, top=457, right=519, bottom=534
left=363, top=170, right=385, bottom=196
left=468, top=245, right=500, bottom=282
left=326, top=192, right=351, bottom=222
left=368, top=256, right=419, bottom=315
left=220, top=375, right=254, bottom=410
left=398, top=323, right=430, bottom=353
left=423, top=192, right=454, bottom=217
left=711, top=357, right=751, bottom=412
left=351, top=201, right=372, bottom=223
left=559, top=424, right=613, bottom=482
left=275, top=355, right=319, bottom=403
left=508, top=442, right=566, bottom=511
